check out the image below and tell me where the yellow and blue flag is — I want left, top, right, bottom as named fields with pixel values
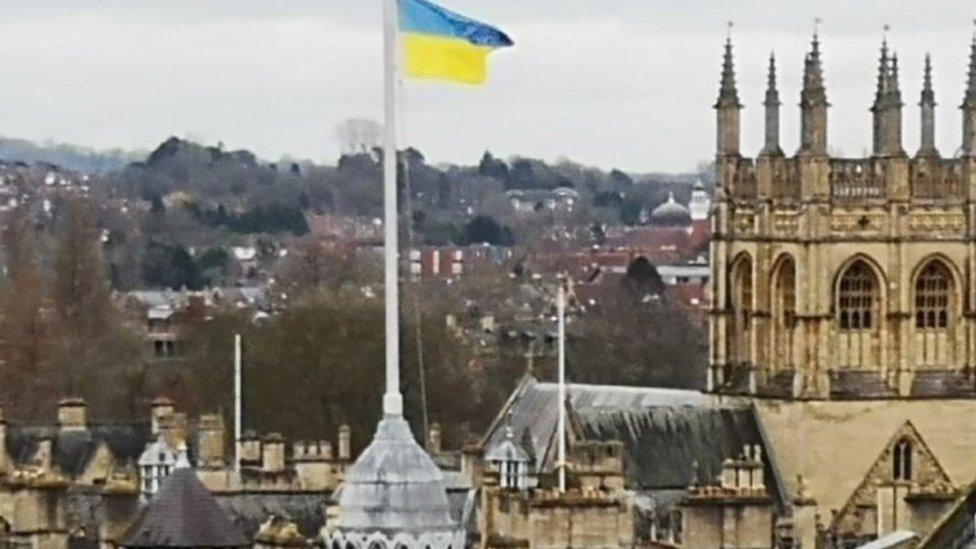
left=399, top=0, right=513, bottom=85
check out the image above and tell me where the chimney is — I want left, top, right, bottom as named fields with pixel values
left=262, top=433, right=286, bottom=474
left=150, top=397, right=175, bottom=435
left=427, top=422, right=442, bottom=455
left=196, top=414, right=225, bottom=469
left=338, top=424, right=351, bottom=461
left=58, top=398, right=87, bottom=432
left=237, top=430, right=262, bottom=466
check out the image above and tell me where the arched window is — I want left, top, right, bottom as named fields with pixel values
left=893, top=439, right=912, bottom=481
left=368, top=542, right=387, bottom=549
left=836, top=260, right=881, bottom=370
left=915, top=262, right=950, bottom=329
left=731, top=256, right=753, bottom=365
left=914, top=260, right=955, bottom=368
left=838, top=262, right=876, bottom=330
left=772, top=257, right=797, bottom=372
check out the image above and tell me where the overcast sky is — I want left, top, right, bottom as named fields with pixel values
left=0, top=1, right=973, bottom=172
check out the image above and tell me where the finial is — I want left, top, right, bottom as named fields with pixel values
left=726, top=20, right=734, bottom=41
left=813, top=17, right=822, bottom=40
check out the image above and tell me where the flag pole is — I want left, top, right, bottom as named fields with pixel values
left=382, top=0, right=403, bottom=418
left=557, top=279, right=567, bottom=493
left=234, top=333, right=242, bottom=472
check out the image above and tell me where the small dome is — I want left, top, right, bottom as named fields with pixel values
left=649, top=192, right=691, bottom=226
left=334, top=417, right=457, bottom=537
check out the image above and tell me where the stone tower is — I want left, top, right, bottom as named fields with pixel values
left=708, top=31, right=976, bottom=400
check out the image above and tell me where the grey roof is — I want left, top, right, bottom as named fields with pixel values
left=121, top=468, right=248, bottom=548
left=649, top=193, right=691, bottom=225
left=919, top=480, right=976, bottom=548
left=483, top=377, right=786, bottom=508
left=334, top=416, right=457, bottom=536
left=858, top=531, right=920, bottom=549
left=6, top=422, right=150, bottom=477
left=215, top=493, right=325, bottom=540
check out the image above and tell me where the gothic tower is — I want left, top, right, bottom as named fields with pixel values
left=709, top=30, right=976, bottom=400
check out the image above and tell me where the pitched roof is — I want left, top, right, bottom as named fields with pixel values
left=481, top=377, right=785, bottom=509
left=121, top=468, right=248, bottom=548
left=6, top=422, right=150, bottom=477
left=919, top=480, right=976, bottom=548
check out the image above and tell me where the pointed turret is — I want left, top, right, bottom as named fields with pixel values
left=917, top=54, right=939, bottom=158
left=962, top=31, right=976, bottom=156
left=872, top=34, right=905, bottom=157
left=799, top=30, right=829, bottom=155
left=761, top=52, right=783, bottom=156
left=715, top=33, right=742, bottom=157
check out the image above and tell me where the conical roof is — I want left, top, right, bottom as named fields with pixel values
left=121, top=468, right=248, bottom=548
left=335, top=416, right=456, bottom=535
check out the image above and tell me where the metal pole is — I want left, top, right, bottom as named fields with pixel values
left=234, top=333, right=242, bottom=472
left=557, top=282, right=566, bottom=493
left=382, top=0, right=403, bottom=417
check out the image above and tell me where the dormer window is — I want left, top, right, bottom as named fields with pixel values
left=485, top=426, right=531, bottom=490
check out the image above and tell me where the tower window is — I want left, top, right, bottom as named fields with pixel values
left=838, top=262, right=876, bottom=330
left=893, top=439, right=912, bottom=481
left=915, top=262, right=951, bottom=329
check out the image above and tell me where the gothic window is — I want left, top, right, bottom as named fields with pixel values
left=914, top=260, right=955, bottom=368
left=731, top=256, right=753, bottom=365
left=893, top=439, right=912, bottom=481
left=836, top=260, right=882, bottom=370
left=915, top=262, right=951, bottom=329
left=838, top=262, right=876, bottom=330
left=772, top=257, right=797, bottom=372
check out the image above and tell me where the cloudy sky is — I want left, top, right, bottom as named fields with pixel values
left=0, top=1, right=973, bottom=172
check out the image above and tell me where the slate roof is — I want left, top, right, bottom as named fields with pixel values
left=918, top=480, right=976, bottom=548
left=482, top=376, right=787, bottom=510
left=215, top=493, right=326, bottom=539
left=6, top=422, right=150, bottom=477
left=121, top=468, right=248, bottom=548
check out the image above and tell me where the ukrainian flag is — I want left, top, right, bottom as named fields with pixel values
left=399, top=0, right=513, bottom=85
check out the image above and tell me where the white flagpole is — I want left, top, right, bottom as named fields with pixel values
left=557, top=281, right=566, bottom=493
left=234, top=333, right=242, bottom=472
left=382, top=0, right=403, bottom=417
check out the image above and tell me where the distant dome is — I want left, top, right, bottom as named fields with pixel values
left=649, top=192, right=691, bottom=226
left=329, top=417, right=460, bottom=548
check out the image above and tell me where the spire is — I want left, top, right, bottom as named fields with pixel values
left=716, top=29, right=742, bottom=109
left=762, top=52, right=783, bottom=156
left=921, top=53, right=935, bottom=106
left=872, top=27, right=905, bottom=157
left=799, top=26, right=828, bottom=155
left=874, top=36, right=891, bottom=105
left=765, top=52, right=780, bottom=107
left=715, top=23, right=742, bottom=157
left=962, top=24, right=976, bottom=156
left=965, top=27, right=976, bottom=107
left=918, top=54, right=939, bottom=158
left=802, top=31, right=826, bottom=99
